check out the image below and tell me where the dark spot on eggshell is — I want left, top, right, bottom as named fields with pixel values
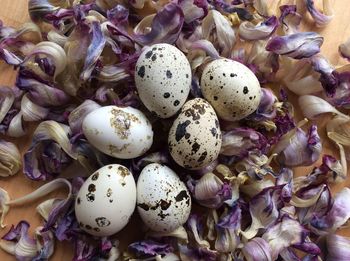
left=223, top=73, right=226, bottom=76
left=152, top=47, right=157, bottom=51
left=86, top=192, right=95, bottom=202
left=213, top=96, right=218, bottom=101
left=85, top=224, right=92, bottom=230
left=163, top=92, right=170, bottom=98
left=174, top=100, right=180, bottom=106
left=94, top=228, right=100, bottom=232
left=106, top=188, right=112, bottom=197
left=192, top=142, right=200, bottom=153
left=184, top=133, right=191, bottom=139
left=160, top=54, right=163, bottom=57
left=95, top=217, right=111, bottom=227
left=210, top=75, right=213, bottom=80
left=249, top=96, right=253, bottom=100
left=145, top=50, right=153, bottom=59
left=137, top=66, right=145, bottom=78
left=210, top=128, right=217, bottom=137
left=77, top=197, right=81, bottom=204
left=79, top=222, right=84, bottom=227
left=151, top=54, right=157, bottom=61
left=230, top=73, right=237, bottom=77
left=158, top=211, right=170, bottom=220
left=138, top=203, right=150, bottom=211
left=108, top=166, right=112, bottom=169
left=160, top=199, right=171, bottom=210
left=175, top=190, right=190, bottom=202
left=166, top=70, right=172, bottom=78
left=118, top=166, right=129, bottom=177
left=91, top=172, right=99, bottom=181
left=243, top=86, right=249, bottom=94
left=198, top=151, right=207, bottom=162
left=175, top=120, right=191, bottom=142
left=88, top=184, right=96, bottom=192
left=186, top=74, right=189, bottom=78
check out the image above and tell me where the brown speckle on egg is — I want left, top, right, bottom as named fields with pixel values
left=88, top=184, right=96, bottom=192
left=95, top=217, right=111, bottom=227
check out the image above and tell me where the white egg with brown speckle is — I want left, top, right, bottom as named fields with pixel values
left=82, top=105, right=153, bottom=159
left=137, top=163, right=191, bottom=232
left=168, top=98, right=222, bottom=169
left=201, top=58, right=261, bottom=121
left=75, top=164, right=136, bottom=237
left=135, top=43, right=192, bottom=118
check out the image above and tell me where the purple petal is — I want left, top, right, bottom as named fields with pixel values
left=128, top=240, right=173, bottom=258
left=178, top=0, right=208, bottom=24
left=325, top=234, right=350, bottom=261
left=266, top=32, right=323, bottom=59
left=80, top=22, right=106, bottom=81
left=242, top=237, right=272, bottom=261
left=279, top=5, right=302, bottom=34
left=178, top=244, right=217, bottom=261
left=220, top=128, right=269, bottom=158
left=239, top=16, right=279, bottom=41
left=305, top=0, right=333, bottom=27
left=0, top=47, right=22, bottom=65
left=133, top=3, right=184, bottom=45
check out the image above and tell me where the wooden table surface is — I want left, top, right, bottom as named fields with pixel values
left=0, top=1, right=350, bottom=260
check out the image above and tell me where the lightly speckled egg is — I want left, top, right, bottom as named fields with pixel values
left=168, top=98, right=222, bottom=169
left=82, top=105, right=153, bottom=159
left=201, top=58, right=262, bottom=121
left=135, top=43, right=192, bottom=118
left=75, top=164, right=136, bottom=237
left=137, top=163, right=191, bottom=232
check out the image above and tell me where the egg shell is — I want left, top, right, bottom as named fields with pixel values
left=75, top=164, right=136, bottom=237
left=82, top=105, right=153, bottom=159
left=201, top=58, right=261, bottom=121
left=135, top=43, right=192, bottom=118
left=168, top=98, right=222, bottom=169
left=137, top=163, right=191, bottom=232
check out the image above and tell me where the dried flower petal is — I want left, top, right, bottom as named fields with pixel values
left=239, top=16, right=278, bottom=41
left=0, top=188, right=10, bottom=228
left=0, top=140, right=22, bottom=177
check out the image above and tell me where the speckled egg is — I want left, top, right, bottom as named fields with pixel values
left=201, top=58, right=261, bottom=121
left=137, top=163, right=191, bottom=232
left=75, top=164, right=136, bottom=237
left=82, top=106, right=153, bottom=159
left=168, top=98, right=222, bottom=169
left=135, top=43, right=192, bottom=118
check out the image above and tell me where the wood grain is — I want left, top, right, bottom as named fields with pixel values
left=0, top=1, right=350, bottom=260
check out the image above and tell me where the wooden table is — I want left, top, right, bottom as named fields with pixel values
left=0, top=1, right=350, bottom=260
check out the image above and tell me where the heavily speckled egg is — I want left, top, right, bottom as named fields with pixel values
left=82, top=105, right=153, bottom=159
left=135, top=43, right=192, bottom=118
left=168, top=98, right=222, bottom=169
left=75, top=164, right=136, bottom=237
left=137, top=163, right=191, bottom=232
left=201, top=58, right=261, bottom=121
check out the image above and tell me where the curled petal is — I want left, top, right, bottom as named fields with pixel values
left=187, top=173, right=232, bottom=209
left=273, top=124, right=322, bottom=167
left=178, top=0, right=208, bottom=24
left=178, top=244, right=217, bottom=261
left=68, top=100, right=101, bottom=134
left=266, top=32, right=323, bottom=59
left=242, top=186, right=281, bottom=240
left=133, top=3, right=184, bottom=45
left=132, top=151, right=170, bottom=173
left=128, top=240, right=173, bottom=258
left=220, top=128, right=268, bottom=158
left=0, top=188, right=10, bottom=228
left=242, top=237, right=272, bottom=261
left=0, top=140, right=22, bottom=177
left=187, top=215, right=210, bottom=248
left=202, top=10, right=235, bottom=57
left=215, top=207, right=241, bottom=252
left=24, top=121, right=75, bottom=180
left=20, top=94, right=49, bottom=121
left=299, top=95, right=349, bottom=119
left=25, top=41, right=67, bottom=77
left=305, top=0, right=333, bottom=27
left=239, top=16, right=278, bottom=41
left=0, top=47, right=22, bottom=65
left=311, top=187, right=350, bottom=233
left=326, top=234, right=350, bottom=261
left=81, top=22, right=106, bottom=81
left=28, top=0, right=59, bottom=22
left=279, top=5, right=302, bottom=35
left=0, top=221, right=37, bottom=260
left=262, top=215, right=307, bottom=260
left=7, top=112, right=26, bottom=138
left=33, top=227, right=55, bottom=261
left=0, top=87, right=16, bottom=123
